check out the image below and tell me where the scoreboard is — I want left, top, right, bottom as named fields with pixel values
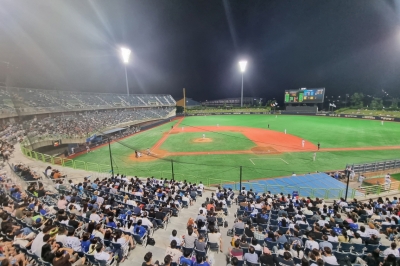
left=284, top=88, right=325, bottom=103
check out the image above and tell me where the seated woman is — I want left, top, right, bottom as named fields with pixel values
left=80, top=233, right=91, bottom=253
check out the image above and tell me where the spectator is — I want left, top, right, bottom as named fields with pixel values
left=169, top=229, right=182, bottom=246
left=383, top=242, right=399, bottom=257
left=243, top=246, right=258, bottom=265
left=321, top=247, right=338, bottom=265
left=228, top=239, right=243, bottom=260
left=305, top=233, right=319, bottom=250
left=207, top=227, right=223, bottom=252
left=183, top=226, right=198, bottom=249
left=274, top=251, right=295, bottom=266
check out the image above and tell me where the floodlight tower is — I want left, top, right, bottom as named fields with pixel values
left=238, top=60, right=247, bottom=107
left=121, top=47, right=131, bottom=96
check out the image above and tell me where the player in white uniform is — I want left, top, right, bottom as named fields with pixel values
left=302, top=139, right=305, bottom=147
left=385, top=173, right=391, bottom=190
left=71, top=147, right=75, bottom=154
left=381, top=120, right=384, bottom=125
left=313, top=152, right=316, bottom=161
left=284, top=129, right=286, bottom=134
left=86, top=145, right=90, bottom=153
left=202, top=134, right=205, bottom=139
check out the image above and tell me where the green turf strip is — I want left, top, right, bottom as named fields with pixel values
left=160, top=132, right=255, bottom=152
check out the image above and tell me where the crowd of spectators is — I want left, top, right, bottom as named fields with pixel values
left=3, top=155, right=400, bottom=266
left=3, top=168, right=204, bottom=266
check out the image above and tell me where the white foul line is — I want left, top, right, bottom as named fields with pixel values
left=249, top=158, right=289, bottom=165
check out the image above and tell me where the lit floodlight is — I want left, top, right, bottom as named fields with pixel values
left=239, top=60, right=247, bottom=72
left=121, top=47, right=131, bottom=64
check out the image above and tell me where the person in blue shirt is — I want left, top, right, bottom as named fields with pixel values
left=133, top=219, right=147, bottom=238
left=179, top=249, right=194, bottom=266
left=11, top=189, right=21, bottom=201
left=106, top=216, right=117, bottom=228
left=81, top=232, right=91, bottom=253
left=91, top=182, right=98, bottom=190
left=193, top=254, right=210, bottom=266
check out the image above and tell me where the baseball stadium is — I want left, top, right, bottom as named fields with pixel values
left=16, top=91, right=400, bottom=199
left=2, top=2, right=400, bottom=266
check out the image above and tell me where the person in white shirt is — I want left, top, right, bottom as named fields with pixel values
left=31, top=226, right=53, bottom=257
left=317, top=217, right=329, bottom=227
left=94, top=243, right=114, bottom=262
left=89, top=209, right=103, bottom=223
left=385, top=174, right=392, bottom=190
left=383, top=242, right=400, bottom=257
left=322, top=247, right=338, bottom=264
left=198, top=182, right=204, bottom=191
left=141, top=213, right=154, bottom=228
left=199, top=205, right=207, bottom=216
left=65, top=229, right=82, bottom=252
left=55, top=227, right=68, bottom=246
left=305, top=234, right=319, bottom=250
left=96, top=195, right=105, bottom=206
left=169, top=230, right=182, bottom=246
left=57, top=196, right=68, bottom=210
left=327, top=231, right=338, bottom=242
left=365, top=223, right=379, bottom=237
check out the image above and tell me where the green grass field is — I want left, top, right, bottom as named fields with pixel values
left=160, top=132, right=255, bottom=152
left=73, top=115, right=400, bottom=183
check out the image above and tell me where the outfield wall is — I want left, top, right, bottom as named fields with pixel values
left=180, top=112, right=400, bottom=122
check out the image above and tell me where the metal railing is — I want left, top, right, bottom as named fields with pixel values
left=359, top=181, right=400, bottom=196
left=346, top=159, right=400, bottom=174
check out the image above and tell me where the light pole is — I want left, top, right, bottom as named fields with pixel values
left=121, top=47, right=131, bottom=96
left=239, top=60, right=247, bottom=107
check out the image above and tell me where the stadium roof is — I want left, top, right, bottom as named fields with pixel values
left=99, top=127, right=126, bottom=136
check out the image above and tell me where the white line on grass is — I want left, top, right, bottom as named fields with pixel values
left=249, top=158, right=289, bottom=165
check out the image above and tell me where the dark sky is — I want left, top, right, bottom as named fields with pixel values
left=1, top=0, right=400, bottom=102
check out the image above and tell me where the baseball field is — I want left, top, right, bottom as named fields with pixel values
left=71, top=115, right=400, bottom=184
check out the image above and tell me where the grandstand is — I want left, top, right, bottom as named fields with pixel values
left=1, top=86, right=175, bottom=117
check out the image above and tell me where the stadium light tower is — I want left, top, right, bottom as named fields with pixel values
left=121, top=47, right=131, bottom=96
left=238, top=60, right=247, bottom=107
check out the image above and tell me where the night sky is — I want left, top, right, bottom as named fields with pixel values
left=1, top=0, right=400, bottom=102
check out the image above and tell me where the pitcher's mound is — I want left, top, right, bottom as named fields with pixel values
left=251, top=146, right=280, bottom=154
left=193, top=138, right=213, bottom=143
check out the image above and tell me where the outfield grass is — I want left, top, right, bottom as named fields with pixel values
left=181, top=115, right=400, bottom=148
left=160, top=132, right=255, bottom=152
left=73, top=115, right=400, bottom=183
left=392, top=173, right=400, bottom=181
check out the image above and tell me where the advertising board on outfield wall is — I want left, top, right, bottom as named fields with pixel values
left=314, top=113, right=399, bottom=121
left=180, top=112, right=400, bottom=122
